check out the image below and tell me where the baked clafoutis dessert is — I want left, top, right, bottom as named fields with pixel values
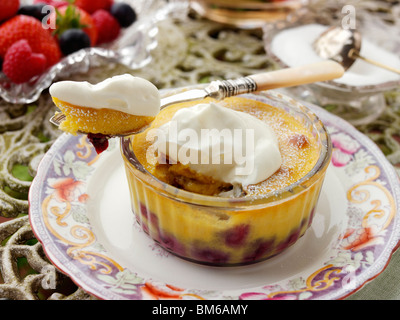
left=121, top=93, right=332, bottom=266
left=49, top=74, right=160, bottom=153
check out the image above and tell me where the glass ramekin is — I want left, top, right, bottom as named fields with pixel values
left=120, top=90, right=332, bottom=266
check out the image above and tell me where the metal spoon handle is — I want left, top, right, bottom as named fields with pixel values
left=349, top=49, right=400, bottom=75
left=205, top=77, right=257, bottom=100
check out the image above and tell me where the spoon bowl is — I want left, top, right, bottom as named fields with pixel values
left=313, top=26, right=400, bottom=74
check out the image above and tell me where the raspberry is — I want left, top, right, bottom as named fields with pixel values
left=92, top=9, right=120, bottom=45
left=0, top=15, right=61, bottom=68
left=3, top=39, right=47, bottom=84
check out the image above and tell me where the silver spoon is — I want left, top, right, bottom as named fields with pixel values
left=50, top=60, right=345, bottom=136
left=313, top=26, right=400, bottom=74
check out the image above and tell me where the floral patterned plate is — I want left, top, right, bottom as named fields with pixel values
left=29, top=92, right=400, bottom=300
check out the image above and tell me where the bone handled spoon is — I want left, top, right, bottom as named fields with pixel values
left=50, top=60, right=345, bottom=136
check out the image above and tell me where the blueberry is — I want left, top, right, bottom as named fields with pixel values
left=110, top=3, right=137, bottom=28
left=18, top=3, right=48, bottom=21
left=58, top=29, right=91, bottom=56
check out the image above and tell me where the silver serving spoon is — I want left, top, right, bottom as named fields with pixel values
left=313, top=26, right=400, bottom=74
left=50, top=60, right=345, bottom=136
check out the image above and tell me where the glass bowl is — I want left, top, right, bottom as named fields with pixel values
left=262, top=9, right=400, bottom=126
left=0, top=0, right=187, bottom=104
left=120, top=89, right=332, bottom=266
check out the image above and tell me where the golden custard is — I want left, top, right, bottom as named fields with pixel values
left=131, top=97, right=319, bottom=196
left=52, top=97, right=154, bottom=136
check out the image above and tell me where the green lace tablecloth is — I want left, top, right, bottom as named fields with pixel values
left=0, top=1, right=399, bottom=300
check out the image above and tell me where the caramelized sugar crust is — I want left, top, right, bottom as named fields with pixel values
left=132, top=97, right=320, bottom=196
left=52, top=97, right=154, bottom=135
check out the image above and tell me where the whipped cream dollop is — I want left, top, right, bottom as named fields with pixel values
left=151, top=102, right=282, bottom=186
left=49, top=74, right=160, bottom=116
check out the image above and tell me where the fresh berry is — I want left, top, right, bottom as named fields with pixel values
left=74, top=0, right=113, bottom=14
left=0, top=0, right=20, bottom=22
left=159, top=232, right=185, bottom=254
left=92, top=9, right=120, bottom=44
left=192, top=248, right=229, bottom=264
left=0, top=15, right=61, bottom=68
left=18, top=3, right=48, bottom=21
left=53, top=5, right=98, bottom=46
left=33, top=0, right=68, bottom=8
left=223, top=225, right=250, bottom=247
left=110, top=2, right=137, bottom=28
left=3, top=39, right=47, bottom=84
left=58, top=28, right=91, bottom=55
left=276, top=228, right=301, bottom=252
left=87, top=133, right=110, bottom=154
left=243, top=239, right=275, bottom=262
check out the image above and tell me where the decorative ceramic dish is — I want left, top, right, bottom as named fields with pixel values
left=0, top=0, right=185, bottom=104
left=29, top=91, right=400, bottom=300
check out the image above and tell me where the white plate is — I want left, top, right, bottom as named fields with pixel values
left=29, top=94, right=400, bottom=300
